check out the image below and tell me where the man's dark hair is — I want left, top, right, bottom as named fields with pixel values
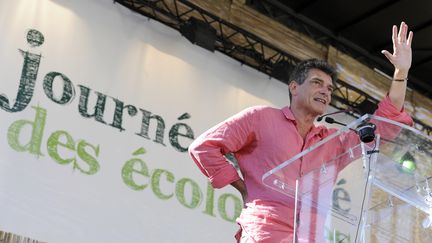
left=288, top=59, right=337, bottom=102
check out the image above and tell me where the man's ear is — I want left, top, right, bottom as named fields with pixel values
left=289, top=81, right=298, bottom=97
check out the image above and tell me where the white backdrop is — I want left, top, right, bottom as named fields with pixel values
left=0, top=0, right=292, bottom=242
left=0, top=1, right=358, bottom=242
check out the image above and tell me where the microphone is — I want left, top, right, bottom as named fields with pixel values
left=324, top=117, right=358, bottom=133
left=317, top=108, right=352, bottom=122
left=323, top=116, right=376, bottom=143
left=324, top=117, right=347, bottom=127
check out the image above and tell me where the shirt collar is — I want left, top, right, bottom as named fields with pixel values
left=281, top=106, right=325, bottom=138
left=281, top=106, right=296, bottom=121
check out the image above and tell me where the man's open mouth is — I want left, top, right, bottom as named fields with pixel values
left=314, top=98, right=326, bottom=104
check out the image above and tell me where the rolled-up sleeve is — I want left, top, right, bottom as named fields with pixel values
left=375, top=95, right=413, bottom=126
left=188, top=107, right=257, bottom=188
left=337, top=95, right=413, bottom=171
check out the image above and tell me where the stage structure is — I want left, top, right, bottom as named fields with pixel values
left=114, top=0, right=432, bottom=135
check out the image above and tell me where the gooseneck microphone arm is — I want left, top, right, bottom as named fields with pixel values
left=317, top=108, right=352, bottom=122
left=317, top=108, right=376, bottom=143
left=324, top=117, right=357, bottom=133
left=323, top=116, right=377, bottom=143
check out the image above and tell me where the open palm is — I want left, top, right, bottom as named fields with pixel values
left=381, top=22, right=413, bottom=74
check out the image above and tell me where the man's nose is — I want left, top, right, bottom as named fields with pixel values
left=320, top=88, right=331, bottom=96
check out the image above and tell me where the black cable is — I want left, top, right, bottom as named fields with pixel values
left=354, top=141, right=377, bottom=242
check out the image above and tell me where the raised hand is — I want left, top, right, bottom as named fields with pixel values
left=381, top=22, right=413, bottom=79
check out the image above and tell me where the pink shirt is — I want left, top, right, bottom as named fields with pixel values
left=189, top=96, right=412, bottom=242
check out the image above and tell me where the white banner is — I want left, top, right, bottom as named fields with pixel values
left=0, top=0, right=295, bottom=242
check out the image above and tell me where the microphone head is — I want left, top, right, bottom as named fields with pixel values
left=324, top=117, right=335, bottom=124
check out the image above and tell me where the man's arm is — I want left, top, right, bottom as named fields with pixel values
left=381, top=22, right=413, bottom=111
left=188, top=107, right=258, bottom=200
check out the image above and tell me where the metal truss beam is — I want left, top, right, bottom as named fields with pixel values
left=115, top=0, right=298, bottom=76
left=249, top=0, right=432, bottom=98
left=114, top=0, right=431, bottom=136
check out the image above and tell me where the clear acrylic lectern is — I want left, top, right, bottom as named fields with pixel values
left=262, top=114, right=432, bottom=243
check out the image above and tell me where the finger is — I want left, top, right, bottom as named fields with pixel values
left=398, top=22, right=408, bottom=43
left=402, top=22, right=408, bottom=42
left=398, top=22, right=403, bottom=41
left=398, top=21, right=406, bottom=43
left=392, top=25, right=397, bottom=45
left=407, top=31, right=414, bottom=46
left=381, top=50, right=394, bottom=62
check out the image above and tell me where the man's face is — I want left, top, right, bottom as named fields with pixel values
left=290, top=68, right=334, bottom=116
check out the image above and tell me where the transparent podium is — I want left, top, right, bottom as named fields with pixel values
left=262, top=115, right=432, bottom=243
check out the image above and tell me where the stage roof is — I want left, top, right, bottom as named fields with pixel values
left=248, top=0, right=432, bottom=98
